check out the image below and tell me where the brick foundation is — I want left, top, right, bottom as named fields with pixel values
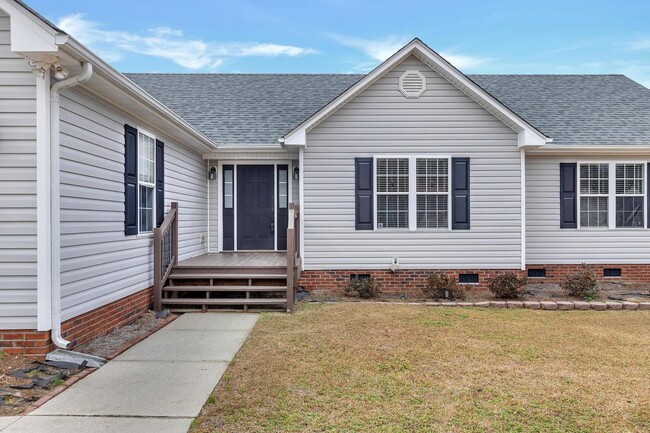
left=299, top=264, right=650, bottom=296
left=0, top=287, right=153, bottom=358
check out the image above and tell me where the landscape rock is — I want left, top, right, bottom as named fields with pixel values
left=506, top=301, right=523, bottom=308
left=473, top=301, right=491, bottom=307
left=605, top=301, right=623, bottom=310
left=573, top=301, right=591, bottom=310
left=638, top=302, right=650, bottom=310
left=523, top=301, right=541, bottom=309
left=490, top=301, right=507, bottom=308
left=590, top=302, right=607, bottom=311
left=556, top=301, right=574, bottom=310
left=540, top=301, right=558, bottom=310
left=622, top=302, right=639, bottom=310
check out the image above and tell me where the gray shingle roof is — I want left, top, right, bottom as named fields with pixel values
left=126, top=73, right=650, bottom=146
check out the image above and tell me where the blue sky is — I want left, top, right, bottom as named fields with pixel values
left=26, top=0, right=650, bottom=87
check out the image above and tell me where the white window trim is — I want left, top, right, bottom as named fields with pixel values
left=137, top=129, right=156, bottom=236
left=373, top=155, right=452, bottom=231
left=577, top=160, right=646, bottom=230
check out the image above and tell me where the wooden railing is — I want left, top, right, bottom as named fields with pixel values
left=286, top=203, right=301, bottom=313
left=153, top=202, right=178, bottom=312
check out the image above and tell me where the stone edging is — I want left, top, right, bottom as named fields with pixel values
left=423, top=300, right=650, bottom=310
left=21, top=314, right=177, bottom=415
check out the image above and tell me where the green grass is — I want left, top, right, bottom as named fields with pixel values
left=192, top=304, right=650, bottom=433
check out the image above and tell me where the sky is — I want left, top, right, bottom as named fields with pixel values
left=24, top=0, right=650, bottom=87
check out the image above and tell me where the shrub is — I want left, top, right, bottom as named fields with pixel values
left=561, top=264, right=599, bottom=300
left=424, top=273, right=466, bottom=300
left=488, top=272, right=528, bottom=299
left=343, top=276, right=381, bottom=299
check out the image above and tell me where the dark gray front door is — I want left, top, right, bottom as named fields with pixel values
left=237, top=165, right=274, bottom=250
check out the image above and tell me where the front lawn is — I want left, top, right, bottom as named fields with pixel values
left=192, top=304, right=650, bottom=433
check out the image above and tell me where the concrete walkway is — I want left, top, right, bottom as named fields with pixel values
left=1, top=313, right=259, bottom=433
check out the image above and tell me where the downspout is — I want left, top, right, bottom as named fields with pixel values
left=50, top=62, right=93, bottom=348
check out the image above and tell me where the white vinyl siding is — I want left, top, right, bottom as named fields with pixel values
left=527, top=154, right=650, bottom=264
left=303, top=55, right=521, bottom=270
left=58, top=88, right=207, bottom=321
left=0, top=11, right=38, bottom=329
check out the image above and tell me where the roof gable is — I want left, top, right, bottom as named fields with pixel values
left=281, top=38, right=551, bottom=148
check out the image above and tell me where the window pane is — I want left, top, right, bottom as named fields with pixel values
left=416, top=158, right=448, bottom=193
left=580, top=196, right=608, bottom=227
left=579, top=163, right=608, bottom=195
left=279, top=169, right=288, bottom=208
left=224, top=169, right=233, bottom=209
left=377, top=158, right=409, bottom=193
left=616, top=196, right=644, bottom=228
left=139, top=185, right=154, bottom=233
left=377, top=194, right=408, bottom=229
left=616, top=163, right=644, bottom=195
left=417, top=194, right=448, bottom=228
left=138, top=133, right=155, bottom=184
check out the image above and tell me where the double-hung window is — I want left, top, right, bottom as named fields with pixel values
left=579, top=163, right=608, bottom=227
left=376, top=158, right=409, bottom=229
left=416, top=158, right=449, bottom=228
left=375, top=156, right=450, bottom=230
left=576, top=161, right=645, bottom=229
left=138, top=131, right=156, bottom=233
left=615, top=163, right=644, bottom=228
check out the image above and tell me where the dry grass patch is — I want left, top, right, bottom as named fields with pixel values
left=193, top=304, right=650, bottom=433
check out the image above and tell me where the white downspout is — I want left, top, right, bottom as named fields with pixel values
left=50, top=62, right=93, bottom=348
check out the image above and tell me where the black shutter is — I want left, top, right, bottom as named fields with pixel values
left=451, top=157, right=470, bottom=230
left=155, top=139, right=165, bottom=227
left=560, top=163, right=577, bottom=228
left=355, top=157, right=373, bottom=230
left=124, top=125, right=138, bottom=235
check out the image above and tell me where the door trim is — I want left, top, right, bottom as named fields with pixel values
left=216, top=159, right=293, bottom=252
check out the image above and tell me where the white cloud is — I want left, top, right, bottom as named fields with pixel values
left=630, top=38, right=650, bottom=51
left=57, top=13, right=316, bottom=70
left=332, top=34, right=490, bottom=71
left=332, top=35, right=410, bottom=61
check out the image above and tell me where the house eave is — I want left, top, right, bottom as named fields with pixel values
left=526, top=144, right=650, bottom=155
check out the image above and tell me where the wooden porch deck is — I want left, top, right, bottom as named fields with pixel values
left=177, top=252, right=287, bottom=269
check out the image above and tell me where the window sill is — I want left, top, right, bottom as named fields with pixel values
left=137, top=233, right=154, bottom=238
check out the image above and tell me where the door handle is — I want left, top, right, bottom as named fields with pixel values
left=270, top=221, right=275, bottom=233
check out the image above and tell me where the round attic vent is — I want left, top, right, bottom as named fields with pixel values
left=399, top=70, right=426, bottom=98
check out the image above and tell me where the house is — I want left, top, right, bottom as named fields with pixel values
left=1, top=0, right=650, bottom=356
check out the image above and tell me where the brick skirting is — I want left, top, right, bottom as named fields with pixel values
left=299, top=264, right=650, bottom=296
left=0, top=287, right=153, bottom=358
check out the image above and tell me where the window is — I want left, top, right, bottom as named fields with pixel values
left=224, top=168, right=234, bottom=209
left=138, top=131, right=155, bottom=233
left=579, top=163, right=608, bottom=227
left=416, top=158, right=448, bottom=228
left=615, top=163, right=644, bottom=228
left=376, top=158, right=409, bottom=228
left=278, top=168, right=288, bottom=209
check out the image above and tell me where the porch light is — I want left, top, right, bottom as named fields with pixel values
left=208, top=166, right=217, bottom=180
left=293, top=166, right=299, bottom=181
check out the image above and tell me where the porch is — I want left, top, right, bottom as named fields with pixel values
left=152, top=203, right=300, bottom=313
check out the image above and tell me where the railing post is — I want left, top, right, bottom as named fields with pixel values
left=286, top=207, right=295, bottom=313
left=153, top=226, right=162, bottom=312
left=171, top=202, right=179, bottom=263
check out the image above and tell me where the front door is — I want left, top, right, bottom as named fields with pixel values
left=237, top=165, right=274, bottom=250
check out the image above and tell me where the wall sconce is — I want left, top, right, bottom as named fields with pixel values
left=293, top=166, right=300, bottom=181
left=208, top=166, right=217, bottom=180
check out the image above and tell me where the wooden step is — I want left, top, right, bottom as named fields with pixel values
left=171, top=267, right=287, bottom=276
left=163, top=285, right=287, bottom=292
left=161, top=298, right=287, bottom=306
left=169, top=273, right=287, bottom=280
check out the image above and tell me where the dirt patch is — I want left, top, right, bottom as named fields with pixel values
left=0, top=355, right=83, bottom=415
left=74, top=310, right=172, bottom=359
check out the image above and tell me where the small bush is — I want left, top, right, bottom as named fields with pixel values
left=424, top=273, right=466, bottom=300
left=561, top=264, right=599, bottom=300
left=488, top=272, right=528, bottom=299
left=343, top=276, right=381, bottom=299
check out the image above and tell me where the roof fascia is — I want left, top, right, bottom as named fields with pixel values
left=527, top=144, right=650, bottom=155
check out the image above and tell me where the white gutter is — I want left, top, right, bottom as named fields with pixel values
left=49, top=61, right=93, bottom=348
